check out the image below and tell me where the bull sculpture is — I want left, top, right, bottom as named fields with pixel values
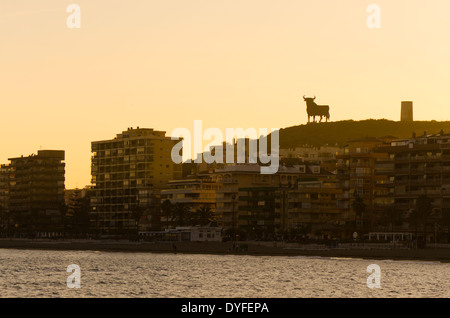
left=303, top=96, right=330, bottom=123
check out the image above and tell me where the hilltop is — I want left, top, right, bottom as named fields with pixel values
left=278, top=119, right=450, bottom=148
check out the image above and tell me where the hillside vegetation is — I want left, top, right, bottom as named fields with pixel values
left=278, top=119, right=450, bottom=148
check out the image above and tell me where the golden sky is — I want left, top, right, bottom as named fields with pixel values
left=1, top=0, right=450, bottom=188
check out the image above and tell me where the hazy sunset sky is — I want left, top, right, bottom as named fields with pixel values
left=1, top=0, right=450, bottom=188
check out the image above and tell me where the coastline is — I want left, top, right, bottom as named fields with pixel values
left=1, top=239, right=450, bottom=263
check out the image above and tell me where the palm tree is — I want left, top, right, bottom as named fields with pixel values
left=352, top=193, right=366, bottom=234
left=194, top=206, right=215, bottom=226
left=161, top=199, right=173, bottom=229
left=173, top=203, right=191, bottom=227
left=0, top=205, right=5, bottom=236
left=131, top=202, right=144, bottom=240
left=440, top=208, right=450, bottom=243
left=410, top=195, right=433, bottom=244
left=381, top=205, right=402, bottom=242
left=60, top=202, right=69, bottom=239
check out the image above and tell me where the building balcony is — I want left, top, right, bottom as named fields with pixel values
left=425, top=167, right=442, bottom=173
left=408, top=169, right=426, bottom=175
left=218, top=216, right=234, bottom=223
left=394, top=168, right=412, bottom=175
left=374, top=170, right=393, bottom=175
left=425, top=190, right=442, bottom=195
left=393, top=157, right=410, bottom=163
left=409, top=156, right=427, bottom=161
left=395, top=179, right=422, bottom=186
left=394, top=202, right=413, bottom=210
left=425, top=180, right=443, bottom=186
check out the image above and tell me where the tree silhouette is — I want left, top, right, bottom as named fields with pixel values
left=0, top=205, right=6, bottom=236
left=161, top=199, right=173, bottom=229
left=131, top=203, right=144, bottom=240
left=440, top=208, right=450, bottom=242
left=352, top=193, right=366, bottom=234
left=173, top=203, right=191, bottom=227
left=193, top=206, right=215, bottom=226
left=410, top=195, right=433, bottom=243
left=380, top=204, right=402, bottom=241
left=60, top=202, right=69, bottom=239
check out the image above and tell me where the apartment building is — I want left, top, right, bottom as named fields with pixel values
left=336, top=137, right=393, bottom=234
left=160, top=174, right=219, bottom=227
left=1, top=150, right=65, bottom=236
left=90, top=127, right=182, bottom=235
left=0, top=164, right=10, bottom=235
left=374, top=131, right=450, bottom=238
left=277, top=179, right=346, bottom=239
left=213, top=163, right=335, bottom=239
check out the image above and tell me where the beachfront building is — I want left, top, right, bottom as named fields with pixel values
left=336, top=137, right=393, bottom=235
left=238, top=186, right=278, bottom=240
left=213, top=163, right=336, bottom=240
left=90, top=127, right=182, bottom=236
left=0, top=150, right=65, bottom=237
left=214, top=164, right=276, bottom=239
left=160, top=174, right=219, bottom=228
left=277, top=179, right=346, bottom=240
left=139, top=224, right=222, bottom=242
left=374, top=131, right=450, bottom=243
left=0, top=164, right=10, bottom=236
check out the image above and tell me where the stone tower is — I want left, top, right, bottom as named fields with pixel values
left=401, top=101, right=413, bottom=121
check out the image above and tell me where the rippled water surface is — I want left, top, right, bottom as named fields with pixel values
left=1, top=249, right=450, bottom=297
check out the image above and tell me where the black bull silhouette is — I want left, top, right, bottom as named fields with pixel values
left=303, top=96, right=330, bottom=123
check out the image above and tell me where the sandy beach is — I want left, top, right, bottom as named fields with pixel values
left=1, top=239, right=450, bottom=262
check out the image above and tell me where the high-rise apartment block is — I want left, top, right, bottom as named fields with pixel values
left=213, top=163, right=341, bottom=239
left=0, top=150, right=65, bottom=236
left=336, top=137, right=393, bottom=233
left=375, top=131, right=450, bottom=237
left=90, top=127, right=182, bottom=234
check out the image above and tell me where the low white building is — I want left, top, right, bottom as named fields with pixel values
left=139, top=224, right=222, bottom=242
left=176, top=226, right=222, bottom=242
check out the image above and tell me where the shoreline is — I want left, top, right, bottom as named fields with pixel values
left=1, top=239, right=450, bottom=263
